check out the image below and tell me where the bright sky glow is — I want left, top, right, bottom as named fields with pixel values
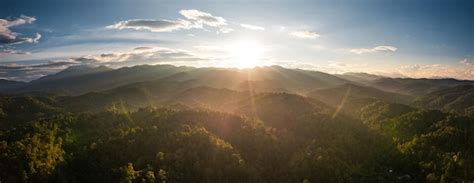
left=229, top=39, right=265, bottom=68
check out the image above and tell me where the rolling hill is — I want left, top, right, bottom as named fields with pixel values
left=416, top=85, right=474, bottom=116
left=307, top=83, right=412, bottom=106
left=369, top=77, right=474, bottom=96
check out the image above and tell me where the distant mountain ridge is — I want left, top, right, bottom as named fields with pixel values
left=368, top=77, right=474, bottom=96
left=335, top=72, right=383, bottom=83
left=33, top=65, right=113, bottom=83
left=5, top=64, right=193, bottom=95
left=1, top=64, right=473, bottom=99
left=1, top=65, right=354, bottom=95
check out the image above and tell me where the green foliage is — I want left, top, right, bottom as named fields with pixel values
left=0, top=115, right=72, bottom=182
left=120, top=163, right=138, bottom=183
left=360, top=101, right=474, bottom=182
left=0, top=80, right=472, bottom=182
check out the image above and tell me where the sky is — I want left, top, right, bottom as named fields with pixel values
left=0, top=0, right=473, bottom=81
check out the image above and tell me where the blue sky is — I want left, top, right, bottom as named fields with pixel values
left=0, top=0, right=473, bottom=81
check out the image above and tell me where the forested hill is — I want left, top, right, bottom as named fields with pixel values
left=0, top=64, right=473, bottom=182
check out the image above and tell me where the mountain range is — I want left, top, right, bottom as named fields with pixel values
left=2, top=64, right=472, bottom=115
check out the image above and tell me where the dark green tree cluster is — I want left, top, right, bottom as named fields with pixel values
left=360, top=102, right=474, bottom=182
left=0, top=91, right=472, bottom=182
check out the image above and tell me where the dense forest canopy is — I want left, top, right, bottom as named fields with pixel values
left=0, top=65, right=473, bottom=182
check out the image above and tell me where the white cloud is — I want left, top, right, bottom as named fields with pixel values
left=179, top=9, right=227, bottom=27
left=0, top=15, right=40, bottom=45
left=32, top=33, right=41, bottom=43
left=0, top=48, right=30, bottom=57
left=350, top=45, right=397, bottom=54
left=240, top=24, right=265, bottom=31
left=0, top=61, right=78, bottom=81
left=460, top=58, right=474, bottom=66
left=68, top=46, right=209, bottom=66
left=0, top=15, right=41, bottom=58
left=395, top=64, right=474, bottom=80
left=289, top=30, right=320, bottom=39
left=275, top=58, right=473, bottom=80
left=219, top=27, right=234, bottom=33
left=108, top=9, right=228, bottom=33
left=106, top=19, right=193, bottom=32
left=16, top=33, right=41, bottom=45
left=194, top=45, right=227, bottom=52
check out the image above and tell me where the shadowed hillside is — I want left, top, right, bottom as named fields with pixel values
left=416, top=85, right=474, bottom=116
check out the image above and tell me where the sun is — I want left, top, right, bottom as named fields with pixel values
left=229, top=39, right=264, bottom=68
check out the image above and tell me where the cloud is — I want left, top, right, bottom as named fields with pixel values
left=329, top=62, right=347, bottom=67
left=68, top=46, right=209, bottom=66
left=133, top=46, right=153, bottom=51
left=108, top=9, right=228, bottom=33
left=106, top=19, right=193, bottom=32
left=240, top=24, right=265, bottom=31
left=279, top=60, right=473, bottom=80
left=350, top=45, right=397, bottom=54
left=460, top=58, right=474, bottom=66
left=31, top=33, right=41, bottom=43
left=289, top=30, right=320, bottom=39
left=0, top=15, right=41, bottom=45
left=219, top=27, right=234, bottom=33
left=194, top=45, right=227, bottom=52
left=0, top=48, right=30, bottom=57
left=395, top=64, right=474, bottom=80
left=179, top=9, right=226, bottom=27
left=0, top=61, right=78, bottom=81
left=0, top=15, right=41, bottom=58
